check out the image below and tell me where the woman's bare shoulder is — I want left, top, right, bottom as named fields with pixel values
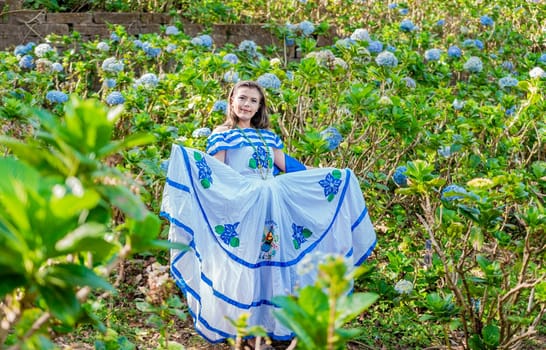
left=212, top=125, right=231, bottom=133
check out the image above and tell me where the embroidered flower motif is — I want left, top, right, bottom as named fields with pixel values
left=319, top=170, right=342, bottom=201
left=214, top=222, right=240, bottom=247
left=260, top=220, right=280, bottom=260
left=292, top=223, right=312, bottom=249
left=194, top=151, right=213, bottom=188
left=249, top=145, right=271, bottom=169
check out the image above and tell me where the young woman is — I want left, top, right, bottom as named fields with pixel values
left=161, top=80, right=376, bottom=346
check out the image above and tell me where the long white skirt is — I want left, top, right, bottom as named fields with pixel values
left=160, top=145, right=376, bottom=343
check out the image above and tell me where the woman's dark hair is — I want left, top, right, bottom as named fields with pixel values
left=224, top=80, right=270, bottom=129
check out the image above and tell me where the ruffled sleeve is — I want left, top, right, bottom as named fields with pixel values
left=206, top=129, right=283, bottom=156
left=206, top=131, right=226, bottom=156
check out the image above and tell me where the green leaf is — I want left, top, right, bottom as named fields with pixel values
left=482, top=324, right=500, bottom=347
left=55, top=222, right=116, bottom=259
left=97, top=133, right=156, bottom=158
left=272, top=295, right=320, bottom=350
left=38, top=284, right=80, bottom=325
left=336, top=292, right=378, bottom=326
left=96, top=184, right=148, bottom=220
left=0, top=274, right=27, bottom=299
left=50, top=190, right=101, bottom=219
left=44, top=263, right=114, bottom=291
left=129, top=212, right=161, bottom=250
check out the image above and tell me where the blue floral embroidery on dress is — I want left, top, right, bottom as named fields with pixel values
left=253, top=146, right=270, bottom=168
left=319, top=169, right=342, bottom=202
left=214, top=222, right=240, bottom=247
left=292, top=223, right=312, bottom=249
left=194, top=151, right=213, bottom=188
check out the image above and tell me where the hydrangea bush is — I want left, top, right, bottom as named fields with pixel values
left=0, top=0, right=545, bottom=349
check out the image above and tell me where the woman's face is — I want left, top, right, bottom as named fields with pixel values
left=231, top=86, right=261, bottom=127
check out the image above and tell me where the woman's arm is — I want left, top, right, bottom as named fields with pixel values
left=273, top=148, right=286, bottom=173
left=213, top=150, right=226, bottom=163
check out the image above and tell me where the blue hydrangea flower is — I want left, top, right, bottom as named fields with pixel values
left=436, top=19, right=446, bottom=26
left=223, top=70, right=240, bottom=83
left=387, top=45, right=397, bottom=52
left=498, top=76, right=518, bottom=89
left=529, top=66, right=546, bottom=78
left=257, top=73, right=281, bottom=89
left=212, top=100, right=227, bottom=113
left=480, top=15, right=494, bottom=26
left=501, top=61, right=514, bottom=71
left=192, top=34, right=213, bottom=48
left=320, top=126, right=342, bottom=151
left=223, top=53, right=239, bottom=64
left=388, top=3, right=398, bottom=9
left=239, top=40, right=258, bottom=56
left=538, top=54, right=546, bottom=64
left=165, top=25, right=180, bottom=35
left=335, top=38, right=356, bottom=49
left=133, top=39, right=144, bottom=48
left=505, top=106, right=516, bottom=116
left=34, top=43, right=53, bottom=58
left=192, top=127, right=212, bottom=138
left=51, top=62, right=63, bottom=72
left=424, top=48, right=441, bottom=61
left=399, top=8, right=409, bottom=15
left=394, top=280, right=413, bottom=294
left=375, top=51, right=398, bottom=67
left=103, top=78, right=116, bottom=88
left=19, top=55, right=34, bottom=69
left=139, top=42, right=161, bottom=58
left=105, top=91, right=125, bottom=105
left=452, top=99, right=465, bottom=110
left=403, top=77, right=416, bottom=89
left=14, top=42, right=35, bottom=57
left=101, top=57, right=124, bottom=73
left=110, top=32, right=120, bottom=42
left=464, top=56, right=483, bottom=73
left=474, top=39, right=484, bottom=50
left=437, top=145, right=453, bottom=158
left=441, top=184, right=468, bottom=201
left=393, top=166, right=408, bottom=186
left=134, top=73, right=159, bottom=88
left=368, top=40, right=383, bottom=53
left=286, top=71, right=294, bottom=81
left=166, top=44, right=177, bottom=53
left=285, top=36, right=296, bottom=47
left=350, top=28, right=370, bottom=42
left=463, top=39, right=475, bottom=47
left=97, top=42, right=110, bottom=51
left=447, top=45, right=462, bottom=58
left=400, top=19, right=416, bottom=32
left=298, top=20, right=315, bottom=36
left=46, top=90, right=68, bottom=104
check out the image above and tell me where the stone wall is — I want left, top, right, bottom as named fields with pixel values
left=0, top=3, right=334, bottom=52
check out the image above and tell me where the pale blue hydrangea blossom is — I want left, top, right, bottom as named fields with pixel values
left=238, top=40, right=258, bottom=56
left=447, top=45, right=462, bottom=58
left=14, top=42, right=35, bottom=57
left=480, top=15, right=494, bottom=26
left=110, top=32, right=120, bottom=42
left=298, top=20, right=315, bottom=36
left=103, top=78, right=117, bottom=88
left=394, top=280, right=413, bottom=294
left=436, top=19, right=445, bottom=26
left=191, top=35, right=213, bottom=48
left=134, top=73, right=159, bottom=88
left=212, top=100, right=227, bottom=113
left=441, top=184, right=468, bottom=201
left=399, top=8, right=409, bottom=15
left=166, top=44, right=177, bottom=53
left=34, top=43, right=53, bottom=58
left=101, top=57, right=124, bottom=73
left=97, top=42, right=110, bottom=51
left=375, top=51, right=398, bottom=67
left=403, top=77, right=416, bottom=89
left=368, top=40, right=383, bottom=53
left=106, top=91, right=125, bottom=105
left=350, top=28, right=370, bottom=42
left=538, top=54, right=546, bottom=64
left=425, top=48, right=441, bottom=61
left=320, top=126, right=343, bottom=151
left=46, top=90, right=68, bottom=104
left=498, top=76, right=518, bottom=88
left=437, top=145, right=453, bottom=158
left=192, top=127, right=212, bottom=138
left=51, top=62, right=63, bottom=72
left=400, top=19, right=417, bottom=32
left=223, top=53, right=239, bottom=64
left=452, top=99, right=465, bottom=110
left=223, top=70, right=239, bottom=83
left=19, top=55, right=34, bottom=69
left=257, top=73, right=281, bottom=89
left=529, top=66, right=546, bottom=78
left=165, top=25, right=180, bottom=36
left=501, top=61, right=514, bottom=71
left=464, top=56, right=483, bottom=73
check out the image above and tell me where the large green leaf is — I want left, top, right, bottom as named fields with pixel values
left=43, top=263, right=114, bottom=292
left=37, top=284, right=80, bottom=325
left=128, top=212, right=162, bottom=250
left=97, top=133, right=157, bottom=158
left=49, top=190, right=102, bottom=219
left=0, top=274, right=27, bottom=299
left=336, top=292, right=378, bottom=326
left=55, top=222, right=117, bottom=260
left=96, top=184, right=148, bottom=220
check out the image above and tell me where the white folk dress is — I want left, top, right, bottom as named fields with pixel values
left=160, top=128, right=376, bottom=343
